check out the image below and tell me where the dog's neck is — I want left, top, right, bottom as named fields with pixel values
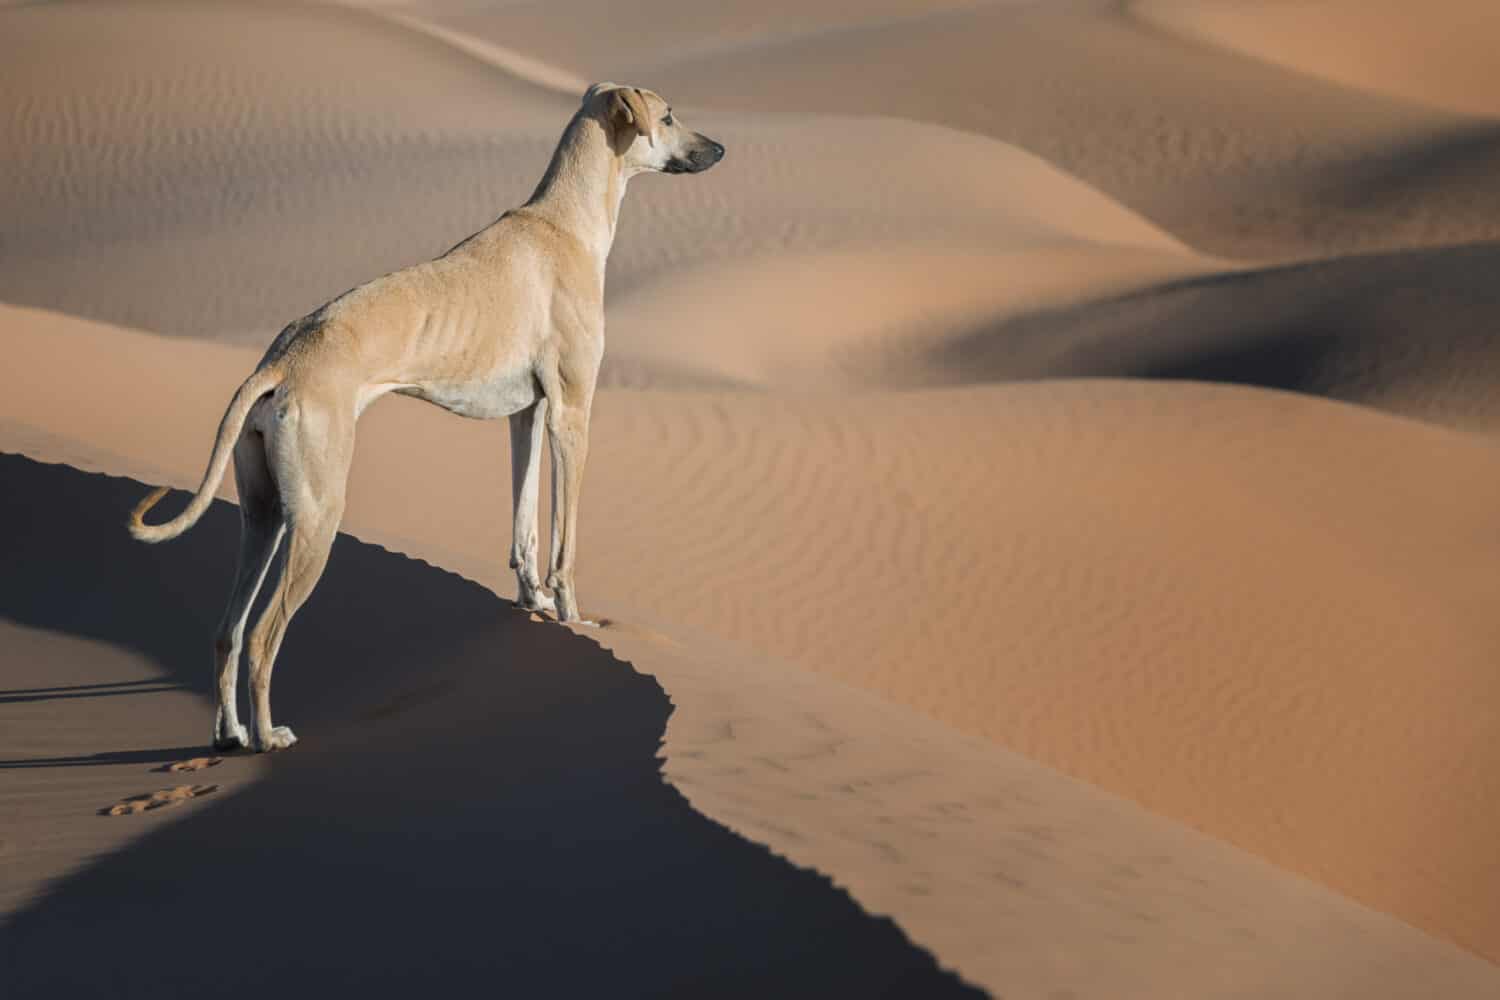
left=525, top=113, right=630, bottom=267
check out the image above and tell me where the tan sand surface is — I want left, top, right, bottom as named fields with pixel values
left=0, top=620, right=267, bottom=916
left=5, top=304, right=1500, bottom=991
left=8, top=447, right=1495, bottom=996
left=0, top=0, right=1202, bottom=358
left=1136, top=0, right=1500, bottom=118
left=434, top=0, right=1500, bottom=258
left=0, top=453, right=980, bottom=997
left=5, top=0, right=1500, bottom=995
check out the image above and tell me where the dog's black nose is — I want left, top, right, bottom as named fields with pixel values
left=685, top=138, right=726, bottom=173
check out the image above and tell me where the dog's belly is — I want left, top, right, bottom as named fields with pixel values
left=401, top=369, right=540, bottom=420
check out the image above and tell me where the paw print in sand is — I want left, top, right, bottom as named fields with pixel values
left=101, top=784, right=218, bottom=816
left=154, top=756, right=223, bottom=773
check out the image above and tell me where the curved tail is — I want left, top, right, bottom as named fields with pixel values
left=128, top=366, right=283, bottom=543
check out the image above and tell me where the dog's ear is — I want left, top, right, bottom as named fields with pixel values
left=607, top=87, right=655, bottom=148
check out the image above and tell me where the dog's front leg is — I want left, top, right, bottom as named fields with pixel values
left=508, top=399, right=555, bottom=613
left=545, top=400, right=593, bottom=624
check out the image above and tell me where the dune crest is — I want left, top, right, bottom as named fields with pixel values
left=0, top=457, right=980, bottom=997
left=1134, top=0, right=1500, bottom=119
left=369, top=8, right=590, bottom=94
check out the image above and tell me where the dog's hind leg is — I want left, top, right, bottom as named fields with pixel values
left=243, top=400, right=350, bottom=751
left=210, top=430, right=285, bottom=751
left=508, top=397, right=555, bottom=613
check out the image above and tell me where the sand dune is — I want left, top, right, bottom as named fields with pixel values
left=5, top=450, right=1498, bottom=996
left=602, top=243, right=1207, bottom=388
left=1136, top=0, right=1500, bottom=118
left=6, top=0, right=1500, bottom=994
left=924, top=239, right=1500, bottom=432
left=604, top=234, right=1500, bottom=426
left=0, top=455, right=980, bottom=998
left=0, top=619, right=268, bottom=916
left=388, top=0, right=997, bottom=75
left=0, top=0, right=1201, bottom=374
left=439, top=0, right=1500, bottom=259
left=0, top=0, right=568, bottom=340
left=6, top=304, right=1500, bottom=975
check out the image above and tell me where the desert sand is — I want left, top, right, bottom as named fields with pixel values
left=3, top=1, right=1499, bottom=997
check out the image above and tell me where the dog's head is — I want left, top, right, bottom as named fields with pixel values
left=584, top=83, right=725, bottom=177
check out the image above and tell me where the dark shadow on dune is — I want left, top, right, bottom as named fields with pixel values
left=0, top=683, right=184, bottom=707
left=2, top=678, right=178, bottom=697
left=0, top=746, right=208, bottom=770
left=1328, top=122, right=1500, bottom=217
left=927, top=239, right=1500, bottom=413
left=0, top=453, right=984, bottom=998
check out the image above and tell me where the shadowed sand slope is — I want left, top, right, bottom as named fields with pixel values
left=0, top=618, right=268, bottom=917
left=921, top=240, right=1500, bottom=431
left=447, top=0, right=1500, bottom=258
left=6, top=307, right=1500, bottom=966
left=0, top=455, right=980, bottom=999
left=601, top=244, right=1205, bottom=389
left=8, top=402, right=1500, bottom=999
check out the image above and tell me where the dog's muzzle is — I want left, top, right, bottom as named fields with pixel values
left=665, top=137, right=726, bottom=174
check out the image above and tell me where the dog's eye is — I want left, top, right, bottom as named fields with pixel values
left=662, top=113, right=674, bottom=126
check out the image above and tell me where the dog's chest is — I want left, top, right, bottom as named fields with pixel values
left=407, top=369, right=540, bottom=420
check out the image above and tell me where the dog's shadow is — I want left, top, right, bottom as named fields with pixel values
left=0, top=453, right=982, bottom=998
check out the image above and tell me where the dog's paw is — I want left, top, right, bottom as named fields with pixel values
left=514, top=591, right=557, bottom=614
left=213, top=723, right=250, bottom=753
left=255, top=726, right=298, bottom=752
left=555, top=609, right=601, bottom=628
